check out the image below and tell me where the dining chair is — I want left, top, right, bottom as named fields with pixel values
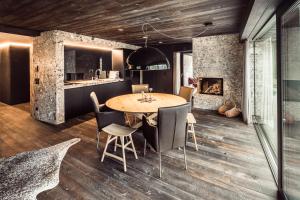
left=131, top=84, right=149, bottom=94
left=178, top=86, right=198, bottom=151
left=90, top=92, right=138, bottom=172
left=90, top=92, right=125, bottom=150
left=142, top=103, right=189, bottom=178
left=125, top=84, right=150, bottom=127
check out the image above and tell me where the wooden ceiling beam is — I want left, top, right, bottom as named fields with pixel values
left=0, top=24, right=40, bottom=37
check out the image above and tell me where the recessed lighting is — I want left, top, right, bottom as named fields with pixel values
left=0, top=42, right=32, bottom=48
left=118, top=28, right=124, bottom=32
left=142, top=36, right=148, bottom=39
left=158, top=41, right=163, bottom=44
left=64, top=42, right=112, bottom=51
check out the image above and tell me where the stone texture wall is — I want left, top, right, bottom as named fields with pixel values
left=31, top=30, right=138, bottom=124
left=192, top=34, right=244, bottom=110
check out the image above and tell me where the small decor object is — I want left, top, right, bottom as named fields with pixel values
left=0, top=138, right=80, bottom=200
left=188, top=77, right=199, bottom=88
left=218, top=100, right=235, bottom=115
left=225, top=106, right=241, bottom=118
left=138, top=89, right=156, bottom=103
left=108, top=71, right=119, bottom=79
left=148, top=87, right=153, bottom=101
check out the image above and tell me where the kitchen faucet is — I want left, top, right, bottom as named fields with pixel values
left=94, top=69, right=101, bottom=80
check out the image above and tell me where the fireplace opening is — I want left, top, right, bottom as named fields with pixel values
left=199, top=78, right=223, bottom=96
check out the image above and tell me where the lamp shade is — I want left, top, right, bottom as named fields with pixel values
left=126, top=47, right=170, bottom=70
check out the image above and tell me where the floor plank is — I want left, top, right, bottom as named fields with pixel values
left=0, top=103, right=277, bottom=200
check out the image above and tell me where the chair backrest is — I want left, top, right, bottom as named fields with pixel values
left=132, top=84, right=149, bottom=94
left=90, top=91, right=125, bottom=131
left=157, top=103, right=189, bottom=152
left=0, top=138, right=80, bottom=200
left=178, top=86, right=194, bottom=102
left=90, top=91, right=100, bottom=113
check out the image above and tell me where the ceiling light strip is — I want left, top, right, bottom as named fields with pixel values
left=0, top=42, right=32, bottom=48
left=63, top=42, right=112, bottom=51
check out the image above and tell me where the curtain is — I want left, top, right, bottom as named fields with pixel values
left=242, top=40, right=252, bottom=124
left=261, top=38, right=274, bottom=125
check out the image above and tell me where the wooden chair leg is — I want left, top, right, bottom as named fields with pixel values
left=101, top=135, right=111, bottom=162
left=129, top=135, right=138, bottom=159
left=114, top=136, right=118, bottom=152
left=191, top=123, right=198, bottom=151
left=120, top=136, right=127, bottom=172
left=183, top=146, right=187, bottom=170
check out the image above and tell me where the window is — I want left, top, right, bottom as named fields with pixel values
left=253, top=16, right=278, bottom=159
left=281, top=2, right=300, bottom=198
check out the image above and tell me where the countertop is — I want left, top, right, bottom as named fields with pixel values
left=64, top=78, right=125, bottom=89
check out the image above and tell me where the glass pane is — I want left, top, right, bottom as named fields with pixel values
left=253, top=17, right=278, bottom=157
left=282, top=2, right=300, bottom=199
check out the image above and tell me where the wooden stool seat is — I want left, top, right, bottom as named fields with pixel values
left=102, top=123, right=136, bottom=136
left=101, top=123, right=138, bottom=172
left=187, top=113, right=196, bottom=124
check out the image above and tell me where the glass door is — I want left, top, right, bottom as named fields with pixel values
left=281, top=1, right=300, bottom=199
left=253, top=16, right=278, bottom=179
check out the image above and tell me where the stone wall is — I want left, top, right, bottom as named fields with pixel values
left=31, top=30, right=139, bottom=124
left=192, top=34, right=244, bottom=110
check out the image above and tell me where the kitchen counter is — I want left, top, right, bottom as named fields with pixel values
left=64, top=79, right=131, bottom=120
left=64, top=78, right=125, bottom=89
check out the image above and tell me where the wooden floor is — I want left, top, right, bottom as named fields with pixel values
left=0, top=102, right=277, bottom=200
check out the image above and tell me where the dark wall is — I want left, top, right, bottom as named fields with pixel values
left=112, top=49, right=133, bottom=78
left=143, top=43, right=192, bottom=94
left=10, top=47, right=30, bottom=104
left=0, top=46, right=30, bottom=105
left=0, top=47, right=11, bottom=103
left=76, top=49, right=112, bottom=72
left=64, top=47, right=112, bottom=80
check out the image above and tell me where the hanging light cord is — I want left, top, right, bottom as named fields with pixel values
left=142, top=22, right=213, bottom=41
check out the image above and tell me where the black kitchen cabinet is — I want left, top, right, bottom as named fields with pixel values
left=64, top=80, right=131, bottom=120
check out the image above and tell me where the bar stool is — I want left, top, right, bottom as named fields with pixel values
left=101, top=123, right=138, bottom=172
left=187, top=113, right=198, bottom=151
left=178, top=86, right=198, bottom=151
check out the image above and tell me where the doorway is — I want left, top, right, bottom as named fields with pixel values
left=173, top=51, right=193, bottom=94
left=0, top=32, right=32, bottom=107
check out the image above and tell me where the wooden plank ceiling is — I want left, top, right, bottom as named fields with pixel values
left=0, top=0, right=250, bottom=45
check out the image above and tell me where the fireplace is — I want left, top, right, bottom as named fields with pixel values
left=199, top=78, right=223, bottom=96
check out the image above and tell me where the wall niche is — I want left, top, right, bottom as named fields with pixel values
left=64, top=46, right=112, bottom=81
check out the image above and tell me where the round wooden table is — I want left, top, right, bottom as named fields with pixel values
left=106, top=93, right=187, bottom=113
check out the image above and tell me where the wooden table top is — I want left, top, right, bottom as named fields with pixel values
left=106, top=93, right=187, bottom=113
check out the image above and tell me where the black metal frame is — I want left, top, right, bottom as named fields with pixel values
left=252, top=13, right=278, bottom=187
left=276, top=1, right=298, bottom=199
left=250, top=1, right=299, bottom=199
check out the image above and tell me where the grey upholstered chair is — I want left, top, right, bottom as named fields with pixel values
left=142, top=103, right=189, bottom=178
left=178, top=86, right=198, bottom=151
left=90, top=92, right=138, bottom=172
left=131, top=84, right=149, bottom=94
left=90, top=91, right=125, bottom=150
left=0, top=138, right=80, bottom=200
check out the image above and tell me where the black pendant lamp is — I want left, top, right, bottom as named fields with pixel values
left=126, top=26, right=170, bottom=71
left=126, top=46, right=170, bottom=71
